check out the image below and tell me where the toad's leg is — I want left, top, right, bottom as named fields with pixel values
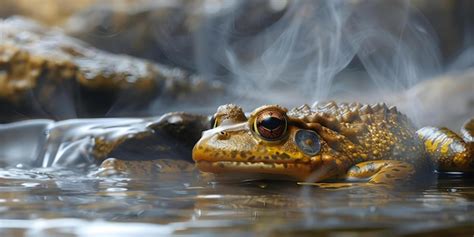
left=299, top=160, right=415, bottom=188
left=417, top=118, right=473, bottom=172
left=344, top=160, right=415, bottom=184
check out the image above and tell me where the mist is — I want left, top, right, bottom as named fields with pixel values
left=186, top=0, right=455, bottom=125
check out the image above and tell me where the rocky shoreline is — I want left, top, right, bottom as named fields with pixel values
left=0, top=17, right=221, bottom=122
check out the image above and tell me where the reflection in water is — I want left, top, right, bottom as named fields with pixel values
left=0, top=167, right=472, bottom=236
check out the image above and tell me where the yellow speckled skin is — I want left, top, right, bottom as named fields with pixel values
left=193, top=102, right=473, bottom=184
left=417, top=119, right=474, bottom=172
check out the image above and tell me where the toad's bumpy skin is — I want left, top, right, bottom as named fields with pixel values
left=193, top=102, right=474, bottom=184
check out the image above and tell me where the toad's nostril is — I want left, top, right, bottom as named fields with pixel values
left=217, top=131, right=230, bottom=140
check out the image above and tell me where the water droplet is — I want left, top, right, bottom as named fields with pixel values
left=21, top=182, right=40, bottom=188
left=106, top=187, right=127, bottom=192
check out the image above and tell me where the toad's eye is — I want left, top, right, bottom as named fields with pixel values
left=253, top=109, right=287, bottom=141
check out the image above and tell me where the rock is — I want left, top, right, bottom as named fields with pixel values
left=392, top=69, right=474, bottom=131
left=0, top=112, right=210, bottom=167
left=103, top=112, right=210, bottom=163
left=0, top=0, right=97, bottom=26
left=0, top=17, right=222, bottom=122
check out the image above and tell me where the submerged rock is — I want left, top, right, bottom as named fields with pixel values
left=0, top=17, right=221, bottom=122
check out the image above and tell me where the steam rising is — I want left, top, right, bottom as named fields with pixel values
left=198, top=0, right=444, bottom=119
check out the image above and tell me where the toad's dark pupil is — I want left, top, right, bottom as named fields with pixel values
left=259, top=116, right=283, bottom=130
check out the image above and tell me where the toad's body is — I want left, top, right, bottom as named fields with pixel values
left=192, top=103, right=474, bottom=184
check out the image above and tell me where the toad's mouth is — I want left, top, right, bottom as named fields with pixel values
left=195, top=160, right=315, bottom=181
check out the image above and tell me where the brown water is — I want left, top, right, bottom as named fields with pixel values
left=0, top=167, right=473, bottom=237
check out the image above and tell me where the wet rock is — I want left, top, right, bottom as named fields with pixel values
left=0, top=0, right=97, bottom=26
left=0, top=112, right=210, bottom=167
left=104, top=112, right=210, bottom=163
left=60, top=112, right=209, bottom=166
left=0, top=17, right=221, bottom=122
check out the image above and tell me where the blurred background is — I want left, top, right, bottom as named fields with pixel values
left=1, top=0, right=473, bottom=130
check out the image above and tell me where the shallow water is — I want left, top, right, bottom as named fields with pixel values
left=0, top=119, right=473, bottom=236
left=0, top=167, right=473, bottom=237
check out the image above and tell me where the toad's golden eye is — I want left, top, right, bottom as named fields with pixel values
left=253, top=109, right=287, bottom=141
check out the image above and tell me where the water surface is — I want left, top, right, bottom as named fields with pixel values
left=0, top=167, right=473, bottom=237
